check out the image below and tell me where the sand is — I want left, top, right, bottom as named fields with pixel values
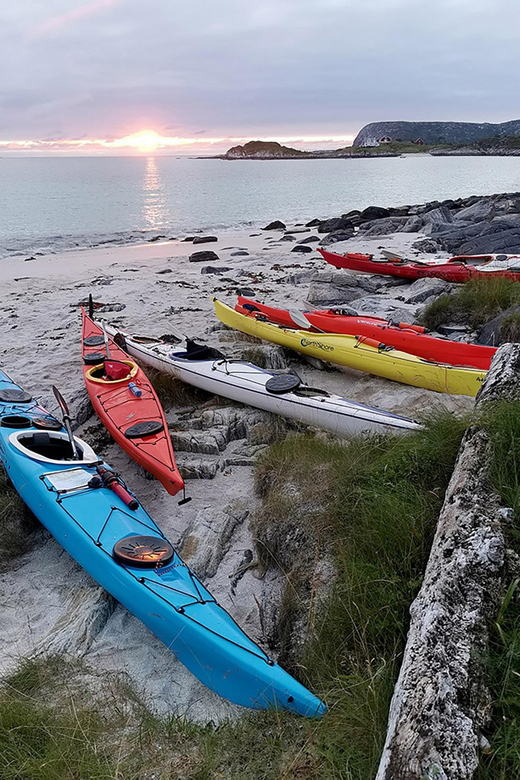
left=0, top=225, right=474, bottom=722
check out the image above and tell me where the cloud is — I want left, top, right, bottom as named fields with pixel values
left=0, top=0, right=519, bottom=146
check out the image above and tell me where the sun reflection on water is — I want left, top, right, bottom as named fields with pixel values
left=142, top=157, right=169, bottom=230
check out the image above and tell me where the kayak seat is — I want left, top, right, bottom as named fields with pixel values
left=177, top=339, right=226, bottom=361
left=86, top=360, right=138, bottom=384
left=17, top=431, right=78, bottom=460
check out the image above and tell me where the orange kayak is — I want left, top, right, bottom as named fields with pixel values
left=81, top=309, right=184, bottom=496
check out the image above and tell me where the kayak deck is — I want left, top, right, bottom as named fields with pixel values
left=81, top=310, right=184, bottom=496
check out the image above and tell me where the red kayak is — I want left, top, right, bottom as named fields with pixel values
left=318, top=248, right=520, bottom=283
left=81, top=309, right=184, bottom=496
left=235, top=297, right=496, bottom=370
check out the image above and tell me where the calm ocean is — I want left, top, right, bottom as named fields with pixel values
left=1, top=155, right=520, bottom=259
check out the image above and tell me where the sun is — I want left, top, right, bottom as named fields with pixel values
left=110, top=130, right=162, bottom=152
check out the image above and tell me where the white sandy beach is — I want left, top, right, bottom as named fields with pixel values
left=0, top=225, right=474, bottom=722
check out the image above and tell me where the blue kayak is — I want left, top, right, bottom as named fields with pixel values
left=0, top=369, right=326, bottom=718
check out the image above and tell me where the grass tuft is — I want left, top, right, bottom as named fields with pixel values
left=0, top=469, right=39, bottom=569
left=419, top=277, right=520, bottom=333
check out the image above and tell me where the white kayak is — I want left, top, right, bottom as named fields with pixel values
left=104, top=325, right=422, bottom=437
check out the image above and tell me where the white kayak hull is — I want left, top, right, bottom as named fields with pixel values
left=105, top=326, right=422, bottom=437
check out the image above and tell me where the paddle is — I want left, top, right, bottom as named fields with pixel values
left=88, top=293, right=94, bottom=319
left=288, top=309, right=325, bottom=332
left=52, top=385, right=80, bottom=460
left=101, top=321, right=111, bottom=360
left=381, top=249, right=409, bottom=262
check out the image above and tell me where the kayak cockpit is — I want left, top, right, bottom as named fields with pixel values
left=9, top=430, right=98, bottom=465
left=85, top=360, right=138, bottom=384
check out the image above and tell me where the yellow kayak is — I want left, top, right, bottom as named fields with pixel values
left=213, top=299, right=486, bottom=396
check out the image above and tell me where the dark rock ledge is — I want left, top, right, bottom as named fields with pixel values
left=377, top=344, right=520, bottom=780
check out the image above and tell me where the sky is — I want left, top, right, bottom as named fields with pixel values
left=1, top=0, right=519, bottom=155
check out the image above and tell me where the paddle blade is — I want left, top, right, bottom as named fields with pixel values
left=288, top=309, right=324, bottom=332
left=88, top=294, right=94, bottom=318
left=381, top=249, right=408, bottom=262
left=52, top=385, right=70, bottom=417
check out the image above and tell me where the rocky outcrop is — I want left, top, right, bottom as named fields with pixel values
left=223, top=141, right=311, bottom=160
left=353, top=119, right=520, bottom=147
left=377, top=344, right=520, bottom=780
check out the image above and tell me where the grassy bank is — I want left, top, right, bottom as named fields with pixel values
left=419, top=277, right=520, bottom=333
left=476, top=401, right=520, bottom=779
left=0, top=411, right=468, bottom=779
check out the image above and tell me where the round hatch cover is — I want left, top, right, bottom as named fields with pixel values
left=83, top=335, right=105, bottom=347
left=265, top=374, right=301, bottom=394
left=83, top=352, right=106, bottom=365
left=0, top=415, right=33, bottom=429
left=32, top=416, right=63, bottom=431
left=124, top=420, right=164, bottom=439
left=113, top=535, right=174, bottom=568
left=0, top=389, right=32, bottom=403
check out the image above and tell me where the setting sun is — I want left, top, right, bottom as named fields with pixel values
left=110, top=130, right=162, bottom=151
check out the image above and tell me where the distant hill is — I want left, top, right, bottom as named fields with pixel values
left=353, top=119, right=520, bottom=147
left=222, top=141, right=311, bottom=159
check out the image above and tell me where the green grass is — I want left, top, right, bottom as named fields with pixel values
left=420, top=277, right=520, bottom=332
left=475, top=401, right=520, bottom=778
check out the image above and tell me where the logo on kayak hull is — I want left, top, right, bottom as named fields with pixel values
left=300, top=338, right=334, bottom=352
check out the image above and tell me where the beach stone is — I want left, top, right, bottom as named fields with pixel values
left=236, top=287, right=256, bottom=297
left=278, top=235, right=296, bottom=241
left=396, top=277, right=453, bottom=305
left=148, top=235, right=166, bottom=242
left=297, top=236, right=320, bottom=244
left=189, top=250, right=219, bottom=263
left=412, top=238, right=441, bottom=253
left=319, top=228, right=355, bottom=246
left=156, top=268, right=173, bottom=274
left=305, top=218, right=321, bottom=227
left=360, top=205, right=390, bottom=221
left=291, top=244, right=313, bottom=254
left=230, top=251, right=249, bottom=256
left=317, top=217, right=354, bottom=234
left=200, top=266, right=232, bottom=275
left=477, top=305, right=520, bottom=346
left=262, top=220, right=286, bottom=230
left=183, top=236, right=195, bottom=241
left=359, top=217, right=409, bottom=236
left=192, top=236, right=218, bottom=244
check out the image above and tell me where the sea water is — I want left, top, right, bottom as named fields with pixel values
left=1, top=154, right=520, bottom=259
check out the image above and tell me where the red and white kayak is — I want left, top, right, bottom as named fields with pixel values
left=81, top=309, right=184, bottom=496
left=318, top=248, right=520, bottom=283
left=235, top=297, right=496, bottom=370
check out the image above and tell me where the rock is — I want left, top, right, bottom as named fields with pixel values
left=189, top=250, right=219, bottom=263
left=148, top=235, right=166, bottom=242
left=230, top=251, right=249, bottom=256
left=454, top=200, right=495, bottom=222
left=403, top=206, right=453, bottom=234
left=180, top=502, right=249, bottom=581
left=278, top=235, right=296, bottom=242
left=477, top=305, right=520, bottom=346
left=200, top=266, right=232, bottom=275
left=305, top=218, right=321, bottom=227
left=358, top=217, right=409, bottom=236
left=360, top=205, right=390, bottom=221
left=377, top=345, right=520, bottom=780
left=317, top=217, right=355, bottom=234
left=306, top=269, right=407, bottom=307
left=411, top=238, right=441, bottom=253
left=319, top=228, right=355, bottom=246
left=156, top=268, right=173, bottom=274
left=262, top=220, right=286, bottom=230
left=396, top=277, right=453, bottom=304
left=192, top=236, right=218, bottom=244
left=297, top=236, right=320, bottom=244
left=347, top=294, right=418, bottom=323
left=291, top=244, right=313, bottom=254
left=183, top=236, right=195, bottom=241
left=235, top=287, right=255, bottom=297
